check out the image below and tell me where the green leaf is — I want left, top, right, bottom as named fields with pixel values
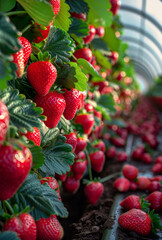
left=0, top=232, right=20, bottom=240
left=93, top=50, right=111, bottom=69
left=97, top=94, right=115, bottom=112
left=0, top=0, right=16, bottom=12
left=84, top=0, right=112, bottom=27
left=0, top=12, right=21, bottom=55
left=10, top=174, right=68, bottom=220
left=91, top=37, right=109, bottom=54
left=69, top=62, right=88, bottom=91
left=8, top=75, right=36, bottom=100
left=17, top=0, right=54, bottom=26
left=66, top=0, right=89, bottom=14
left=95, top=105, right=110, bottom=121
left=103, top=27, right=120, bottom=51
left=54, top=0, right=71, bottom=32
left=77, top=58, right=103, bottom=80
left=40, top=135, right=74, bottom=176
left=41, top=128, right=60, bottom=147
left=69, top=17, right=89, bottom=37
left=0, top=87, right=45, bottom=132
left=30, top=145, right=45, bottom=169
left=43, top=28, right=75, bottom=64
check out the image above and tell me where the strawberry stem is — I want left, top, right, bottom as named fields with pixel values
left=100, top=172, right=121, bottom=183
left=5, top=11, right=27, bottom=17
left=32, top=168, right=42, bottom=179
left=3, top=201, right=14, bottom=215
left=21, top=24, right=33, bottom=34
left=72, top=54, right=78, bottom=62
left=84, top=149, right=93, bottom=181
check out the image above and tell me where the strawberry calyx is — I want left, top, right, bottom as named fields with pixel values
left=149, top=210, right=162, bottom=234
left=139, top=196, right=150, bottom=212
left=30, top=52, right=53, bottom=63
left=1, top=201, right=30, bottom=220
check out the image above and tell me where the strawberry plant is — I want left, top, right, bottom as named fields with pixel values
left=0, top=0, right=152, bottom=239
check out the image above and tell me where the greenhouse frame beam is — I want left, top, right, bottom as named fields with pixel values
left=121, top=36, right=162, bottom=71
left=120, top=5, right=161, bottom=31
left=122, top=24, right=162, bottom=53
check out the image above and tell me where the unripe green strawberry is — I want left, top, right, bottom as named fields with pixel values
left=0, top=142, right=32, bottom=200
left=62, top=88, right=80, bottom=120
left=0, top=99, right=9, bottom=146
left=4, top=213, right=37, bottom=240
left=36, top=215, right=64, bottom=240
left=27, top=61, right=57, bottom=96
left=34, top=91, right=66, bottom=128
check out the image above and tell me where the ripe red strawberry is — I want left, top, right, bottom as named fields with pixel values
left=84, top=103, right=94, bottom=112
left=34, top=91, right=66, bottom=128
left=129, top=181, right=137, bottom=191
left=149, top=176, right=162, bottom=182
left=116, top=71, right=126, bottom=81
left=4, top=213, right=37, bottom=240
left=148, top=181, right=160, bottom=193
left=18, top=37, right=32, bottom=65
left=12, top=47, right=24, bottom=78
left=141, top=153, right=152, bottom=164
left=89, top=151, right=105, bottom=172
left=111, top=136, right=125, bottom=147
left=84, top=181, right=104, bottom=204
left=40, top=177, right=61, bottom=201
left=33, top=23, right=52, bottom=43
left=122, top=164, right=138, bottom=181
left=136, top=176, right=151, bottom=190
left=63, top=176, right=80, bottom=194
left=155, top=155, right=162, bottom=164
left=145, top=191, right=162, bottom=212
left=75, top=137, right=87, bottom=154
left=108, top=51, right=118, bottom=64
left=27, top=61, right=57, bottom=96
left=118, top=209, right=152, bottom=236
left=64, top=132, right=77, bottom=152
left=74, top=113, right=95, bottom=135
left=72, top=160, right=87, bottom=180
left=114, top=178, right=130, bottom=192
left=132, top=146, right=145, bottom=160
left=83, top=25, right=96, bottom=44
left=110, top=0, right=120, bottom=15
left=22, top=127, right=41, bottom=146
left=92, top=81, right=108, bottom=92
left=93, top=140, right=105, bottom=152
left=62, top=88, right=80, bottom=120
left=117, top=151, right=128, bottom=162
left=152, top=163, right=162, bottom=174
left=71, top=12, right=86, bottom=21
left=75, top=151, right=86, bottom=161
left=74, top=48, right=92, bottom=63
left=50, top=0, right=60, bottom=15
left=93, top=109, right=102, bottom=119
left=0, top=142, right=32, bottom=200
left=95, top=26, right=105, bottom=37
left=55, top=173, right=67, bottom=182
left=36, top=215, right=64, bottom=240
left=0, top=99, right=9, bottom=146
left=106, top=146, right=116, bottom=159
left=120, top=195, right=150, bottom=211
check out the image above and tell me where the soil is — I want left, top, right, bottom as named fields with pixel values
left=60, top=122, right=162, bottom=240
